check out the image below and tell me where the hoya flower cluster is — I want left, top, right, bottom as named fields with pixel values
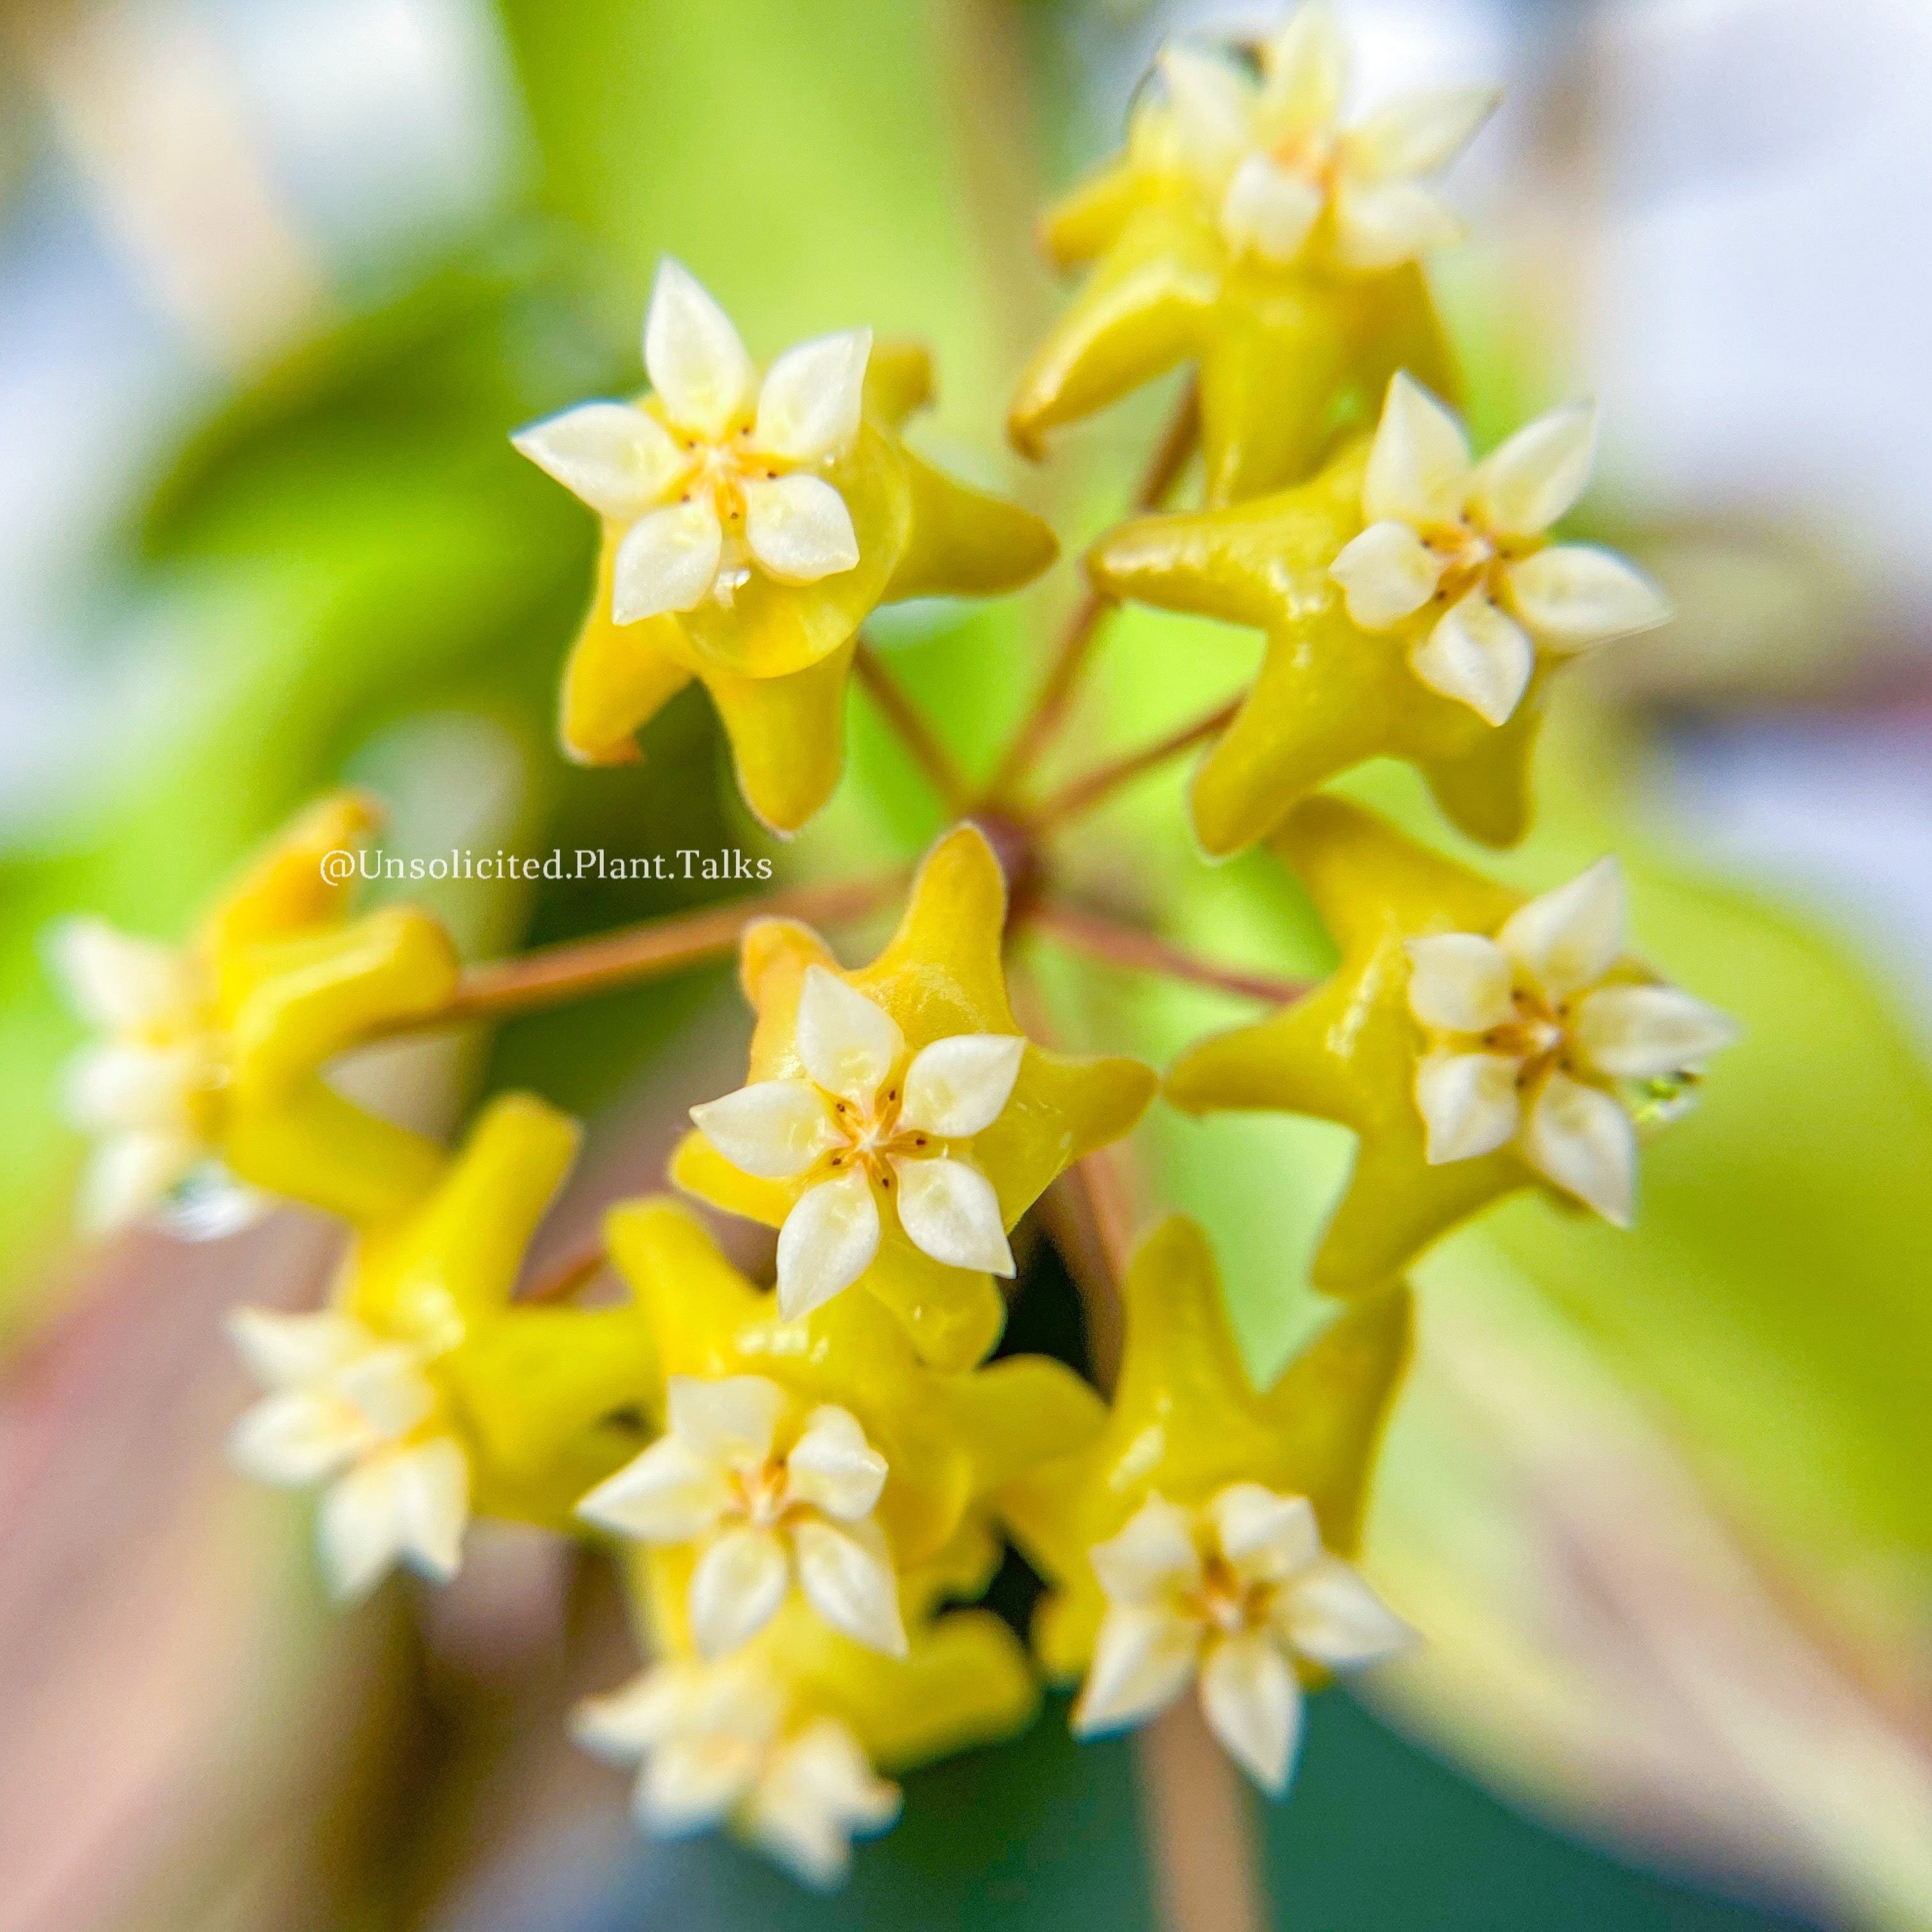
left=47, top=3, right=1740, bottom=1894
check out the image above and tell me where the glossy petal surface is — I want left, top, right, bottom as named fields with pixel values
left=602, top=1195, right=1104, bottom=1577
left=1164, top=799, right=1727, bottom=1285
left=1002, top=1215, right=1411, bottom=1678
left=59, top=793, right=464, bottom=1234
left=1088, top=445, right=1544, bottom=853
left=537, top=288, right=1054, bottom=831
left=673, top=827, right=1156, bottom=1367
left=1010, top=5, right=1488, bottom=500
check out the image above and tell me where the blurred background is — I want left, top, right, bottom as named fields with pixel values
left=1, top=0, right=1929, bottom=1927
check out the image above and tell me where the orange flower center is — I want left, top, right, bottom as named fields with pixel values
left=1268, top=130, right=1337, bottom=189
left=1186, top=1554, right=1268, bottom=1636
left=675, top=426, right=783, bottom=527
left=821, top=1084, right=937, bottom=1195
left=730, top=1458, right=796, bottom=1528
left=1482, top=990, right=1572, bottom=1086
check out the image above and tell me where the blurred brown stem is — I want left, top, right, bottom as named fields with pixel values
left=518, top=1245, right=607, bottom=1305
left=1026, top=901, right=1303, bottom=1008
left=1015, top=960, right=1265, bottom=1932
left=1007, top=965, right=1137, bottom=1388
left=854, top=639, right=973, bottom=813
left=1028, top=698, right=1241, bottom=829
left=986, top=383, right=1199, bottom=801
left=407, top=873, right=905, bottom=1029
left=1138, top=1699, right=1267, bottom=1932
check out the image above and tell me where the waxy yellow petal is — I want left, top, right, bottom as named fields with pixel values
left=1165, top=800, right=1726, bottom=1285
left=860, top=337, right=933, bottom=429
left=558, top=588, right=692, bottom=767
left=50, top=795, right=470, bottom=1238
left=1039, top=158, right=1144, bottom=270
left=542, top=344, right=1049, bottom=830
left=1013, top=109, right=1467, bottom=503
left=220, top=908, right=459, bottom=1226
left=1087, top=440, right=1549, bottom=852
left=354, top=1092, right=581, bottom=1338
left=763, top=1599, right=1039, bottom=1775
left=1009, top=200, right=1218, bottom=460
left=601, top=1197, right=1096, bottom=1565
left=232, top=1094, right=656, bottom=1558
left=674, top=827, right=1155, bottom=1365
left=1005, top=1216, right=1411, bottom=1676
left=880, top=449, right=1058, bottom=604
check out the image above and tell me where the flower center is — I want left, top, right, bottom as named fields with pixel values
left=1268, top=130, right=1337, bottom=190
left=326, top=1391, right=387, bottom=1450
left=678, top=425, right=782, bottom=527
left=1186, top=1555, right=1264, bottom=1636
left=1482, top=991, right=1570, bottom=1083
left=822, top=1084, right=937, bottom=1192
left=1426, top=518, right=1498, bottom=602
left=732, top=1459, right=794, bottom=1528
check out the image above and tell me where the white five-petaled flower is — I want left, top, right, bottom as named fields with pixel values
left=513, top=259, right=870, bottom=624
left=1150, top=5, right=1499, bottom=273
left=1406, top=857, right=1738, bottom=1225
left=691, top=966, right=1025, bottom=1321
left=577, top=1374, right=906, bottom=1660
left=49, top=917, right=257, bottom=1236
left=1328, top=372, right=1672, bottom=726
left=226, top=1307, right=470, bottom=1602
left=574, top=1658, right=901, bottom=1889
left=1072, top=1485, right=1411, bottom=1793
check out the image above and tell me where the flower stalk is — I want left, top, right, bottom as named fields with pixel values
left=1028, top=697, right=1243, bottom=830
left=985, top=381, right=1200, bottom=801
left=427, top=872, right=909, bottom=1028
left=853, top=638, right=974, bottom=813
left=1026, top=901, right=1305, bottom=1009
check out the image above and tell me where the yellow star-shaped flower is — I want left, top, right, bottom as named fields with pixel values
left=517, top=261, right=1057, bottom=833
left=576, top=1581, right=1039, bottom=1886
left=53, top=792, right=461, bottom=1234
left=1165, top=798, right=1736, bottom=1291
left=1089, top=374, right=1672, bottom=855
left=227, top=1093, right=656, bottom=1599
left=1000, top=1215, right=1411, bottom=1683
left=1009, top=5, right=1496, bottom=503
left=583, top=1195, right=1105, bottom=1618
left=673, top=825, right=1159, bottom=1370
left=574, top=1199, right=1087, bottom=1884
